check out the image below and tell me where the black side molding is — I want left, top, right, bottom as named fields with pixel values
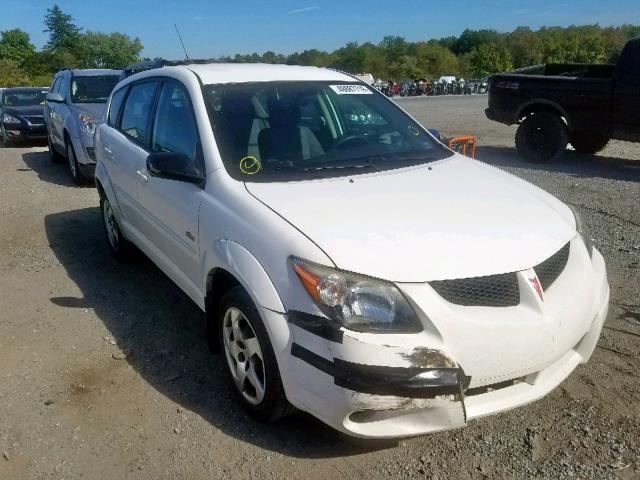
left=291, top=343, right=468, bottom=398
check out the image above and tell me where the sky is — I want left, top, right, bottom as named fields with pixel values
left=2, top=0, right=640, bottom=60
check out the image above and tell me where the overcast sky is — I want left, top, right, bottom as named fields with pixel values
left=2, top=0, right=639, bottom=59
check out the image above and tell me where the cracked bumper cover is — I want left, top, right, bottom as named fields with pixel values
left=264, top=248, right=609, bottom=438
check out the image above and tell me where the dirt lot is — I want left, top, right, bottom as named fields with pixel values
left=1, top=95, right=639, bottom=480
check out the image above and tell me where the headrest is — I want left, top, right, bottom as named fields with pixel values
left=267, top=97, right=300, bottom=128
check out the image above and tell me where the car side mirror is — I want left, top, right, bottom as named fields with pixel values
left=146, top=151, right=204, bottom=186
left=46, top=92, right=64, bottom=103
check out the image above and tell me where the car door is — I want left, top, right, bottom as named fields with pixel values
left=45, top=75, right=63, bottom=147
left=137, top=79, right=205, bottom=300
left=105, top=80, right=159, bottom=238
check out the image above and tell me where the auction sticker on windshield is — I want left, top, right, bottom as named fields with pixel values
left=329, top=84, right=372, bottom=95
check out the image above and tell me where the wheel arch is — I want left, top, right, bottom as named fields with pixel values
left=204, top=240, right=286, bottom=352
left=516, top=100, right=571, bottom=129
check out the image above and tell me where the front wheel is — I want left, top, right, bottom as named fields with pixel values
left=66, top=141, right=88, bottom=185
left=48, top=134, right=64, bottom=163
left=219, top=286, right=294, bottom=422
left=570, top=133, right=610, bottom=155
left=1, top=125, right=12, bottom=147
left=515, top=112, right=568, bottom=163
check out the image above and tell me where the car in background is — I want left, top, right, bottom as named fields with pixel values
left=94, top=60, right=609, bottom=439
left=0, top=87, right=49, bottom=146
left=44, top=68, right=121, bottom=184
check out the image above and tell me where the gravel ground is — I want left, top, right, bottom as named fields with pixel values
left=1, top=95, right=639, bottom=480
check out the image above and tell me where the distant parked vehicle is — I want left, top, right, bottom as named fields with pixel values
left=0, top=87, right=49, bottom=146
left=44, top=68, right=121, bottom=184
left=486, top=37, right=640, bottom=163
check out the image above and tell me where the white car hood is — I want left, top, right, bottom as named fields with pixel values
left=246, top=156, right=576, bottom=282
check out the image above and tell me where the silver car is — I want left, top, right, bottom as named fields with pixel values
left=45, top=68, right=121, bottom=184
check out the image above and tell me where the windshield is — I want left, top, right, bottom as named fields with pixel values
left=71, top=75, right=120, bottom=104
left=2, top=90, right=48, bottom=107
left=203, top=81, right=451, bottom=182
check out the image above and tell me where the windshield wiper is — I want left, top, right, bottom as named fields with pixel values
left=303, top=163, right=380, bottom=173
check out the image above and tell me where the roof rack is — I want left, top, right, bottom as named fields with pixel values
left=121, top=58, right=229, bottom=79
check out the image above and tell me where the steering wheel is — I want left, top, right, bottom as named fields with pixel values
left=331, top=134, right=372, bottom=151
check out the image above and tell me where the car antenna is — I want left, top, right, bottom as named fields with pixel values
left=174, top=24, right=190, bottom=60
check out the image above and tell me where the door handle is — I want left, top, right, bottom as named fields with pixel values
left=136, top=170, right=148, bottom=183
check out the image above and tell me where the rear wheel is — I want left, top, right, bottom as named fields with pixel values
left=570, top=133, right=610, bottom=155
left=100, top=196, right=133, bottom=261
left=219, top=286, right=294, bottom=422
left=515, top=112, right=568, bottom=163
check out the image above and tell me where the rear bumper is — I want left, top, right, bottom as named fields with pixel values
left=271, top=246, right=609, bottom=438
left=485, top=107, right=515, bottom=125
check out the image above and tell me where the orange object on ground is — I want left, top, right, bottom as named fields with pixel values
left=448, top=135, right=477, bottom=158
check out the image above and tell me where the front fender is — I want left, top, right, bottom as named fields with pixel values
left=209, top=239, right=285, bottom=313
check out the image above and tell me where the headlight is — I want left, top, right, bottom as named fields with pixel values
left=291, top=257, right=422, bottom=333
left=2, top=113, right=21, bottom=124
left=79, top=113, right=96, bottom=134
left=570, top=206, right=593, bottom=257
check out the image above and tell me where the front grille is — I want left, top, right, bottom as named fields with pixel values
left=85, top=147, right=95, bottom=161
left=534, top=242, right=570, bottom=290
left=430, top=272, right=520, bottom=307
left=24, top=115, right=44, bottom=125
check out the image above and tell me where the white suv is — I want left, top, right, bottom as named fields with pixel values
left=94, top=61, right=609, bottom=439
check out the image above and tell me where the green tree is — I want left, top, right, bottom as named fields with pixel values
left=43, top=4, right=81, bottom=53
left=415, top=42, right=459, bottom=77
left=78, top=32, right=142, bottom=68
left=0, top=29, right=35, bottom=63
left=332, top=42, right=366, bottom=73
left=468, top=43, right=513, bottom=77
left=0, top=59, right=29, bottom=87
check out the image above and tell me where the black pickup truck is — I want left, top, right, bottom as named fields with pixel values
left=485, top=38, right=640, bottom=162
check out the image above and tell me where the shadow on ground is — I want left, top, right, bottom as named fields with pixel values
left=476, top=146, right=640, bottom=182
left=21, top=150, right=82, bottom=188
left=44, top=207, right=396, bottom=458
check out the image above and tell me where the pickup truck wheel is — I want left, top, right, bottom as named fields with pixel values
left=515, top=112, right=568, bottom=163
left=100, top=197, right=133, bottom=261
left=219, top=286, right=294, bottom=422
left=570, top=133, right=610, bottom=155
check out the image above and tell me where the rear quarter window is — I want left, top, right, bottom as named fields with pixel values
left=108, top=87, right=128, bottom=127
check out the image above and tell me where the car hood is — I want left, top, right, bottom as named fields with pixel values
left=245, top=155, right=577, bottom=282
left=72, top=103, right=106, bottom=118
left=3, top=106, right=45, bottom=117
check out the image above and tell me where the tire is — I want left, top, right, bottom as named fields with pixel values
left=47, top=134, right=64, bottom=163
left=1, top=125, right=12, bottom=147
left=570, top=133, right=609, bottom=155
left=66, top=140, right=88, bottom=185
left=218, top=286, right=294, bottom=422
left=100, top=196, right=133, bottom=261
left=515, top=112, right=569, bottom=163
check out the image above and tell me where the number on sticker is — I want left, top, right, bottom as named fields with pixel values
left=329, top=85, right=373, bottom=95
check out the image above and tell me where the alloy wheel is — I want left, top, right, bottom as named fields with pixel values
left=222, top=307, right=266, bottom=405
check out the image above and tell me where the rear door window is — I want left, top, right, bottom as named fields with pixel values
left=119, top=81, right=158, bottom=146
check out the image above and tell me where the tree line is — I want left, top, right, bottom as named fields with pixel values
left=1, top=4, right=639, bottom=88
left=0, top=5, right=142, bottom=87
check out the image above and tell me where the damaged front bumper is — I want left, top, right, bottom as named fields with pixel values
left=266, top=247, right=609, bottom=439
